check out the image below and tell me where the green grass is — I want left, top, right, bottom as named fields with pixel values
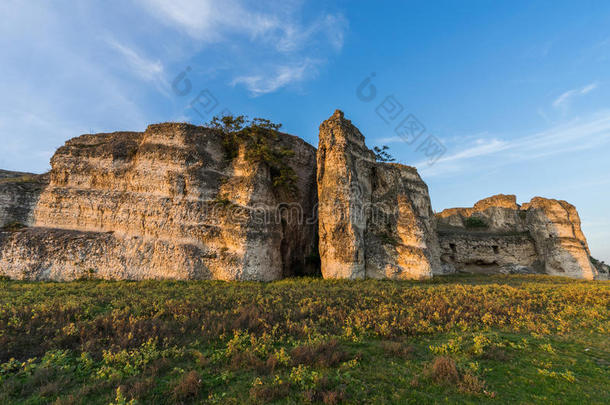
left=0, top=275, right=608, bottom=404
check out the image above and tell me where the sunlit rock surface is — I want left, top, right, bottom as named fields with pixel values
left=317, top=110, right=440, bottom=279
left=437, top=194, right=599, bottom=279
left=0, top=124, right=318, bottom=280
left=0, top=114, right=601, bottom=281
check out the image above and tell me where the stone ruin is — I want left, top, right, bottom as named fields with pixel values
left=0, top=111, right=605, bottom=280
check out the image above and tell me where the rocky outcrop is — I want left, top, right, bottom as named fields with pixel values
left=0, top=112, right=602, bottom=281
left=437, top=194, right=523, bottom=231
left=591, top=257, right=609, bottom=279
left=522, top=198, right=597, bottom=279
left=0, top=123, right=318, bottom=281
left=437, top=195, right=599, bottom=279
left=0, top=171, right=49, bottom=229
left=317, top=110, right=440, bottom=279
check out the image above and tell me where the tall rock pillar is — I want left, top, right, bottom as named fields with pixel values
left=317, top=110, right=375, bottom=278
left=317, top=110, right=440, bottom=279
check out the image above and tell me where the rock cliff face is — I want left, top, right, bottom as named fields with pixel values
left=522, top=198, right=597, bottom=279
left=0, top=123, right=318, bottom=280
left=0, top=171, right=49, bottom=229
left=592, top=258, right=610, bottom=278
left=437, top=194, right=599, bottom=279
left=317, top=110, right=440, bottom=279
left=0, top=112, right=602, bottom=281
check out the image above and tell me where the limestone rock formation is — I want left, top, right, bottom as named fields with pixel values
left=437, top=194, right=599, bottom=279
left=437, top=194, right=523, bottom=231
left=591, top=257, right=609, bottom=279
left=0, top=170, right=49, bottom=229
left=522, top=198, right=597, bottom=279
left=317, top=110, right=440, bottom=279
left=0, top=123, right=318, bottom=281
left=0, top=112, right=602, bottom=282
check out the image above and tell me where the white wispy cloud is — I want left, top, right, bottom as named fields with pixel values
left=231, top=59, right=319, bottom=96
left=106, top=38, right=164, bottom=82
left=136, top=0, right=285, bottom=43
left=273, top=13, right=347, bottom=53
left=137, top=0, right=345, bottom=51
left=136, top=0, right=217, bottom=40
left=418, top=110, right=610, bottom=177
left=136, top=0, right=347, bottom=95
left=105, top=38, right=171, bottom=97
left=436, top=139, right=508, bottom=164
left=552, top=82, right=598, bottom=108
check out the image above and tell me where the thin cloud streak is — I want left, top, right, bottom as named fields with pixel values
left=418, top=110, right=610, bottom=177
left=106, top=38, right=164, bottom=82
left=231, top=59, right=320, bottom=96
left=552, top=82, right=598, bottom=108
left=434, top=139, right=508, bottom=163
left=105, top=38, right=171, bottom=97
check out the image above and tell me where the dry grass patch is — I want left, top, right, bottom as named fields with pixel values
left=172, top=370, right=202, bottom=401
left=422, top=356, right=487, bottom=395
left=424, top=356, right=460, bottom=384
left=381, top=340, right=415, bottom=359
left=291, top=339, right=349, bottom=368
left=249, top=381, right=291, bottom=403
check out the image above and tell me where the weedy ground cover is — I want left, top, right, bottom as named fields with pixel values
left=0, top=274, right=608, bottom=404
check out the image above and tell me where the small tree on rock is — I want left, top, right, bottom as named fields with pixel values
left=373, top=145, right=395, bottom=162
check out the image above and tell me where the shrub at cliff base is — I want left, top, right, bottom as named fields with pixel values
left=0, top=274, right=608, bottom=404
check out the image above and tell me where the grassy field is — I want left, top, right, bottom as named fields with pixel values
left=0, top=275, right=608, bottom=404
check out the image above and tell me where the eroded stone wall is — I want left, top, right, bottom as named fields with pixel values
left=438, top=231, right=540, bottom=274
left=0, top=124, right=318, bottom=281
left=437, top=194, right=599, bottom=279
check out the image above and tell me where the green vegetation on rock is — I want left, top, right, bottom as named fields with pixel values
left=209, top=115, right=298, bottom=195
left=373, top=145, right=395, bottom=163
left=464, top=216, right=489, bottom=229
left=0, top=275, right=608, bottom=404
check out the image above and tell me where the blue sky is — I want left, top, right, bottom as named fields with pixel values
left=1, top=0, right=609, bottom=261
